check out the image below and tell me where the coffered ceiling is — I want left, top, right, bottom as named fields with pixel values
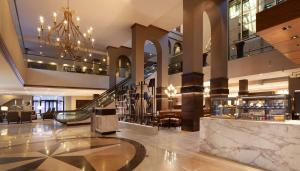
left=11, top=0, right=183, bottom=58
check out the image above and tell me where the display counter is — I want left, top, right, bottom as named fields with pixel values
left=210, top=95, right=291, bottom=121
left=199, top=117, right=300, bottom=171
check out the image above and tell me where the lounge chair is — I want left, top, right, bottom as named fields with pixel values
left=20, top=111, right=32, bottom=123
left=7, top=111, right=20, bottom=124
left=42, top=108, right=55, bottom=120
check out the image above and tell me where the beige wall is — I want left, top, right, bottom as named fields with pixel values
left=169, top=50, right=298, bottom=87
left=65, top=96, right=93, bottom=110
left=25, top=68, right=109, bottom=89
left=0, top=95, right=20, bottom=105
left=0, top=0, right=26, bottom=82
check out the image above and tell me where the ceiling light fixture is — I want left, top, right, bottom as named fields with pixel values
left=36, top=0, right=95, bottom=60
left=291, top=35, right=299, bottom=40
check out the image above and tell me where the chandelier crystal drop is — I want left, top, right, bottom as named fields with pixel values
left=37, top=0, right=95, bottom=60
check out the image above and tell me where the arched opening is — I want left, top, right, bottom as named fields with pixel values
left=144, top=40, right=158, bottom=78
left=116, top=55, right=131, bottom=83
left=203, top=11, right=211, bottom=67
left=173, top=42, right=182, bottom=55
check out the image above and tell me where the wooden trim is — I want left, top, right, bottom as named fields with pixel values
left=148, top=25, right=169, bottom=34
left=24, top=84, right=107, bottom=90
left=131, top=23, right=147, bottom=29
left=120, top=46, right=131, bottom=49
left=0, top=34, right=25, bottom=85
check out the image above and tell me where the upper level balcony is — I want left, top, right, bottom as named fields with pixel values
left=256, top=0, right=300, bottom=64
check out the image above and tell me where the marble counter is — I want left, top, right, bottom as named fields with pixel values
left=199, top=117, right=300, bottom=171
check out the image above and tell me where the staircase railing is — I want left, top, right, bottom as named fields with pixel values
left=54, top=62, right=158, bottom=124
left=54, top=77, right=130, bottom=123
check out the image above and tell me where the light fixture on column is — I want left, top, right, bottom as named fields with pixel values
left=164, top=84, right=177, bottom=111
left=36, top=0, right=95, bottom=60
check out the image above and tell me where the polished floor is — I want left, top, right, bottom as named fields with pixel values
left=0, top=120, right=264, bottom=171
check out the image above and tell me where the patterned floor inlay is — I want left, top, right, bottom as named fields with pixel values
left=0, top=137, right=146, bottom=171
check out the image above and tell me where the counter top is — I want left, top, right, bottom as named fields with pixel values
left=204, top=117, right=300, bottom=125
left=199, top=117, right=300, bottom=171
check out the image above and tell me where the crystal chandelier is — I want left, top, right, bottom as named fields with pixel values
left=37, top=0, right=95, bottom=59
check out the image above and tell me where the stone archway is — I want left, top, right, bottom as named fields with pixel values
left=181, top=0, right=229, bottom=131
left=116, top=55, right=131, bottom=79
left=204, top=0, right=229, bottom=97
left=107, top=46, right=132, bottom=88
left=173, top=42, right=183, bottom=55
left=131, top=24, right=169, bottom=110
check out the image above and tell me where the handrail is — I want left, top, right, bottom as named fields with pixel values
left=54, top=62, right=158, bottom=123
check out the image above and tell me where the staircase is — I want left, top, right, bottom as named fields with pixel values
left=55, top=62, right=157, bottom=125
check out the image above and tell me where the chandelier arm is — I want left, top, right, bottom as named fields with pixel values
left=48, top=22, right=63, bottom=46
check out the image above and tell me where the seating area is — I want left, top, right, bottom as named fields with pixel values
left=157, top=110, right=182, bottom=129
left=0, top=110, right=37, bottom=124
left=41, top=108, right=55, bottom=120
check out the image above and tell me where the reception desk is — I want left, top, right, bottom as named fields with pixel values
left=199, top=117, right=300, bottom=171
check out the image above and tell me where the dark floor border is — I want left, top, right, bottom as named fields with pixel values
left=116, top=137, right=147, bottom=171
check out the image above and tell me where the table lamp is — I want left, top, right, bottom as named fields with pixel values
left=1, top=106, right=8, bottom=112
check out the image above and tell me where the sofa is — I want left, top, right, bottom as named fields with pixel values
left=7, top=111, right=20, bottom=124
left=20, top=111, right=32, bottom=123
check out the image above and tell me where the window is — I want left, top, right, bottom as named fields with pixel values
left=32, top=96, right=64, bottom=114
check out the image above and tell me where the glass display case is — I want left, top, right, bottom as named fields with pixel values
left=210, top=95, right=291, bottom=121
left=237, top=95, right=291, bottom=121
left=211, top=97, right=238, bottom=119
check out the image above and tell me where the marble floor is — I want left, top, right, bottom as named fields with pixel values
left=0, top=120, right=264, bottom=171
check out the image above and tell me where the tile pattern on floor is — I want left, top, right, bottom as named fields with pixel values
left=0, top=120, right=264, bottom=171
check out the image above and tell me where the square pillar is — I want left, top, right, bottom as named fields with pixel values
left=181, top=73, right=204, bottom=131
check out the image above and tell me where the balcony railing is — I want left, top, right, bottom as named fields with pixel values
left=25, top=53, right=108, bottom=76
left=257, top=0, right=287, bottom=13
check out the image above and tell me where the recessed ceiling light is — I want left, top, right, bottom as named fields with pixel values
left=37, top=61, right=43, bottom=64
left=39, top=51, right=43, bottom=55
left=282, top=25, right=292, bottom=31
left=84, top=58, right=87, bottom=62
left=291, top=35, right=299, bottom=40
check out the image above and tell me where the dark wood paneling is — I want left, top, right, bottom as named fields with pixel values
left=76, top=100, right=92, bottom=109
left=257, top=0, right=300, bottom=32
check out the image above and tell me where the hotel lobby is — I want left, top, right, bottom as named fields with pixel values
left=1, top=0, right=300, bottom=170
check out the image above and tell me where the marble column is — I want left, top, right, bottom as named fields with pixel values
left=181, top=0, right=204, bottom=132
left=206, top=0, right=229, bottom=98
left=156, top=35, right=169, bottom=111
left=210, top=77, right=229, bottom=98
left=156, top=87, right=168, bottom=111
left=238, top=79, right=249, bottom=96
left=181, top=73, right=204, bottom=131
left=131, top=24, right=146, bottom=85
